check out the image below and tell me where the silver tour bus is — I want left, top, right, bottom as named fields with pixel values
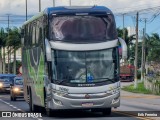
left=21, top=6, right=127, bottom=116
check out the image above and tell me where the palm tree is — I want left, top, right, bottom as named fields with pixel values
left=146, top=33, right=160, bottom=62
left=6, top=27, right=21, bottom=74
left=0, top=28, right=7, bottom=74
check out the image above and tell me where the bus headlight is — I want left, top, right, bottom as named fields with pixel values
left=13, top=87, right=20, bottom=92
left=53, top=90, right=68, bottom=97
left=112, top=96, right=120, bottom=104
left=107, top=87, right=120, bottom=94
left=0, top=83, right=3, bottom=88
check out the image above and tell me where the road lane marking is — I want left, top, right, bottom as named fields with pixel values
left=0, top=98, right=43, bottom=120
left=17, top=109, right=22, bottom=111
left=113, top=110, right=155, bottom=120
left=122, top=95, right=160, bottom=99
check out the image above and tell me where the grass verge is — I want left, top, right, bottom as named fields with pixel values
left=122, top=82, right=153, bottom=94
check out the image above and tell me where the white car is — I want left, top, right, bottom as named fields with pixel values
left=10, top=76, right=24, bottom=101
left=0, top=74, right=16, bottom=93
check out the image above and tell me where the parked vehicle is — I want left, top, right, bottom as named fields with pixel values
left=120, top=65, right=135, bottom=81
left=10, top=76, right=24, bottom=101
left=0, top=74, right=16, bottom=93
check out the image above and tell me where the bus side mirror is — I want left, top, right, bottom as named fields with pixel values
left=118, top=37, right=127, bottom=59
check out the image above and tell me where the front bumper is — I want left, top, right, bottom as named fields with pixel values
left=0, top=87, right=10, bottom=92
left=48, top=92, right=120, bottom=110
left=13, top=91, right=24, bottom=98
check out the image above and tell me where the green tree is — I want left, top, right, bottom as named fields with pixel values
left=147, top=33, right=160, bottom=62
left=0, top=28, right=7, bottom=73
left=6, top=27, right=21, bottom=74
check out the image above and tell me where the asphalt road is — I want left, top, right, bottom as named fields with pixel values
left=0, top=82, right=159, bottom=120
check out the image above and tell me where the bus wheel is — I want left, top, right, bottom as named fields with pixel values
left=102, top=108, right=111, bottom=116
left=45, top=98, right=52, bottom=117
left=10, top=96, right=13, bottom=101
left=29, top=90, right=37, bottom=112
left=13, top=97, right=16, bottom=101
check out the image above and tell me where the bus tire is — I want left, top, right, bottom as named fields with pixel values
left=13, top=97, right=16, bottom=101
left=10, top=96, right=13, bottom=101
left=102, top=108, right=111, bottom=116
left=29, top=89, right=37, bottom=112
left=45, top=97, right=52, bottom=117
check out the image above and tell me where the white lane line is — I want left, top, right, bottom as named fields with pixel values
left=0, top=98, right=43, bottom=120
left=13, top=107, right=17, bottom=109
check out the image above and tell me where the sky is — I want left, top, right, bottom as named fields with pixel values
left=0, top=0, right=160, bottom=35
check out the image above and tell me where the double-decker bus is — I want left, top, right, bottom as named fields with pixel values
left=21, top=6, right=127, bottom=116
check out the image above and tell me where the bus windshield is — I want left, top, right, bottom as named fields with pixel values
left=50, top=15, right=117, bottom=43
left=52, top=48, right=118, bottom=85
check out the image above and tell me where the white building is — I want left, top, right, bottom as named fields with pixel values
left=127, top=27, right=136, bottom=37
left=127, top=26, right=143, bottom=43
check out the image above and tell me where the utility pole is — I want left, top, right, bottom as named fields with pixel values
left=7, top=15, right=10, bottom=73
left=26, top=0, right=28, bottom=21
left=123, top=14, right=125, bottom=40
left=144, top=19, right=147, bottom=75
left=53, top=0, right=55, bottom=7
left=141, top=28, right=145, bottom=82
left=122, top=14, right=127, bottom=65
left=1, top=28, right=6, bottom=74
left=134, top=12, right=139, bottom=89
left=141, top=19, right=147, bottom=82
left=69, top=0, right=71, bottom=6
left=39, top=0, right=41, bottom=12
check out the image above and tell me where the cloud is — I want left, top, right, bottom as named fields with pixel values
left=0, top=0, right=160, bottom=16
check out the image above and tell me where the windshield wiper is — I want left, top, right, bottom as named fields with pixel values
left=54, top=79, right=70, bottom=85
left=94, top=78, right=115, bottom=83
left=93, top=77, right=120, bottom=83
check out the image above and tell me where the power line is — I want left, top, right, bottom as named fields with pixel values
left=114, top=5, right=160, bottom=15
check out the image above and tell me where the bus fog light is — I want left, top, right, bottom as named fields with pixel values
left=54, top=99, right=63, bottom=105
left=112, top=97, right=119, bottom=104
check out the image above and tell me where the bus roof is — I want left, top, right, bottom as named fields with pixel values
left=46, top=6, right=113, bottom=14
left=23, top=6, right=113, bottom=26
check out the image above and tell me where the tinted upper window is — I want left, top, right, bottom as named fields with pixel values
left=50, top=15, right=117, bottom=43
left=15, top=79, right=23, bottom=85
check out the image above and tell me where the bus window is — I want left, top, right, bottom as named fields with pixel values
left=50, top=15, right=117, bottom=43
left=32, top=25, right=36, bottom=46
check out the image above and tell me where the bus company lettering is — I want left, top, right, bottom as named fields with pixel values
left=59, top=87, right=69, bottom=93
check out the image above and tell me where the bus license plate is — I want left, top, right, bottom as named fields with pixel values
left=82, top=103, right=93, bottom=107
